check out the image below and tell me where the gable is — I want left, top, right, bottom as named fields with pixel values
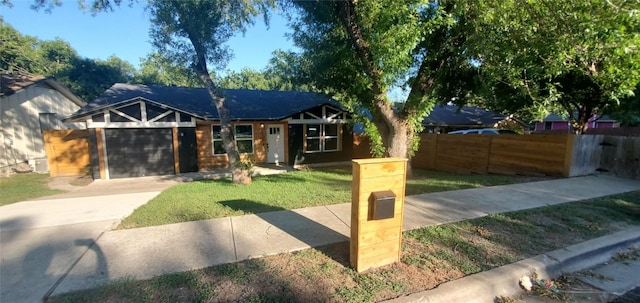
left=66, top=83, right=349, bottom=123
left=83, top=99, right=197, bottom=128
left=286, top=104, right=351, bottom=124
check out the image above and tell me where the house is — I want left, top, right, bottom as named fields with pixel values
left=64, top=83, right=353, bottom=179
left=421, top=104, right=520, bottom=133
left=1, top=74, right=86, bottom=176
left=534, top=113, right=619, bottom=133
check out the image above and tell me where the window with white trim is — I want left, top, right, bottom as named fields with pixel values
left=212, top=124, right=254, bottom=155
left=305, top=124, right=340, bottom=153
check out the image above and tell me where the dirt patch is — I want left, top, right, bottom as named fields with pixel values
left=48, top=175, right=93, bottom=191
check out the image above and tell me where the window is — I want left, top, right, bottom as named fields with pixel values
left=235, top=124, right=254, bottom=154
left=544, top=122, right=552, bottom=130
left=212, top=124, right=254, bottom=155
left=305, top=124, right=340, bottom=153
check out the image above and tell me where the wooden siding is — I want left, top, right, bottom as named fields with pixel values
left=352, top=134, right=373, bottom=159
left=299, top=125, right=353, bottom=164
left=43, top=129, right=90, bottom=176
left=413, top=134, right=575, bottom=177
left=196, top=122, right=271, bottom=169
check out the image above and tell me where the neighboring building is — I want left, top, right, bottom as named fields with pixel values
left=421, top=104, right=521, bottom=133
left=534, top=113, right=619, bottom=133
left=1, top=74, right=85, bottom=175
left=65, top=83, right=353, bottom=179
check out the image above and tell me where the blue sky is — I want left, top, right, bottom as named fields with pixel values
left=1, top=1, right=295, bottom=73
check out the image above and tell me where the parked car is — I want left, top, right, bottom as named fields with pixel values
left=448, top=128, right=518, bottom=134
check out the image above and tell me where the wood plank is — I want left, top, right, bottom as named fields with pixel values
left=43, top=130, right=90, bottom=177
left=96, top=128, right=106, bottom=179
left=357, top=226, right=402, bottom=247
left=351, top=158, right=406, bottom=272
left=172, top=127, right=180, bottom=174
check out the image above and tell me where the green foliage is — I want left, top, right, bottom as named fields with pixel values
left=0, top=20, right=54, bottom=74
left=610, top=85, right=640, bottom=126
left=289, top=0, right=464, bottom=158
left=57, top=55, right=137, bottom=101
left=0, top=20, right=138, bottom=101
left=137, top=52, right=201, bottom=87
left=466, top=0, right=640, bottom=130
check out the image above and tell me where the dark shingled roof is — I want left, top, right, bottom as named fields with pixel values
left=68, top=83, right=343, bottom=121
left=1, top=74, right=48, bottom=97
left=422, top=105, right=507, bottom=126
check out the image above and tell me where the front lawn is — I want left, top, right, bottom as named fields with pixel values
left=49, top=191, right=640, bottom=303
left=119, top=167, right=549, bottom=229
left=0, top=173, right=64, bottom=206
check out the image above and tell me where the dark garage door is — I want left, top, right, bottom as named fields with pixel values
left=105, top=128, right=175, bottom=178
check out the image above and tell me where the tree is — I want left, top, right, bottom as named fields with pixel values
left=219, top=67, right=273, bottom=90
left=1, top=21, right=81, bottom=76
left=57, top=55, right=137, bottom=101
left=148, top=0, right=275, bottom=184
left=0, top=19, right=136, bottom=101
left=289, top=1, right=471, bottom=164
left=466, top=0, right=640, bottom=133
left=263, top=49, right=313, bottom=91
left=137, top=52, right=201, bottom=87
left=218, top=51, right=312, bottom=91
left=610, top=84, right=640, bottom=126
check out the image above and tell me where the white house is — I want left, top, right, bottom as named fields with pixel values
left=1, top=74, right=85, bottom=175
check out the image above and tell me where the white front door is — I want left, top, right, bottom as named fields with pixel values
left=267, top=125, right=284, bottom=164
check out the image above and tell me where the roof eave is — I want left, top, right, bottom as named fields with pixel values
left=44, top=78, right=86, bottom=107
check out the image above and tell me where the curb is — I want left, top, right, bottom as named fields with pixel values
left=385, top=226, right=640, bottom=303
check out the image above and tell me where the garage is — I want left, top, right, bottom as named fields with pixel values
left=104, top=128, right=175, bottom=178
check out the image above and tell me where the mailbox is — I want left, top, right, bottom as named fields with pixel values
left=369, top=190, right=396, bottom=220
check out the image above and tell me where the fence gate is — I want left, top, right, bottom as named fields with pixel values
left=43, top=129, right=90, bottom=177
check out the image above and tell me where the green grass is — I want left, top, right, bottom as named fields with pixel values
left=0, top=173, right=64, bottom=206
left=403, top=191, right=640, bottom=276
left=119, top=169, right=352, bottom=228
left=120, top=168, right=539, bottom=228
left=406, top=170, right=532, bottom=195
left=48, top=191, right=640, bottom=303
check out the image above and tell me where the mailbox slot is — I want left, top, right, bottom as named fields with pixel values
left=369, top=190, right=396, bottom=220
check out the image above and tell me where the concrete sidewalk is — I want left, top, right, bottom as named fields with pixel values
left=1, top=174, right=639, bottom=302
left=44, top=174, right=640, bottom=299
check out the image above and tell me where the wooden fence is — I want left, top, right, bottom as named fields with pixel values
left=412, top=134, right=574, bottom=176
left=43, top=129, right=91, bottom=177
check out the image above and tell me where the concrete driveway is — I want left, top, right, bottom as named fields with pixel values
left=0, top=176, right=179, bottom=303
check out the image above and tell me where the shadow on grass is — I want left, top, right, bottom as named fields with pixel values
left=219, top=199, right=285, bottom=214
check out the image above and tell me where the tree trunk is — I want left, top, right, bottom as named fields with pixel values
left=373, top=112, right=414, bottom=177
left=193, top=55, right=249, bottom=184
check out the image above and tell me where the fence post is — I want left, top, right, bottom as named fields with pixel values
left=562, top=134, right=575, bottom=177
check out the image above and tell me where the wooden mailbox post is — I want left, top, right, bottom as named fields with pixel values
left=350, top=158, right=407, bottom=272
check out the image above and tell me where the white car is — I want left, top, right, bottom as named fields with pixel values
left=448, top=128, right=518, bottom=134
